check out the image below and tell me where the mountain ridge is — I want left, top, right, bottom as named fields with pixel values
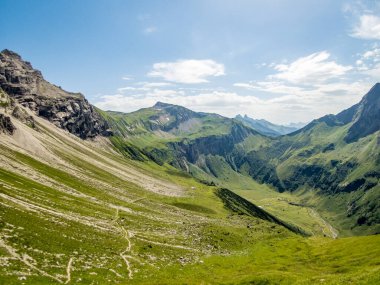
left=2, top=49, right=378, bottom=236
left=0, top=49, right=112, bottom=139
left=104, top=84, right=380, bottom=235
left=235, top=114, right=302, bottom=136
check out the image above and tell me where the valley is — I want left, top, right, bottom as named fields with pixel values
left=0, top=49, right=379, bottom=284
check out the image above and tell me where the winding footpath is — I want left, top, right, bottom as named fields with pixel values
left=65, top=257, right=74, bottom=284
left=119, top=226, right=133, bottom=279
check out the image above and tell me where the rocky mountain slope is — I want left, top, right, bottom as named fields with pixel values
left=235, top=114, right=302, bottom=136
left=0, top=49, right=112, bottom=139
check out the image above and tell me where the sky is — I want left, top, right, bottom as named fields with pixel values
left=1, top=0, right=380, bottom=124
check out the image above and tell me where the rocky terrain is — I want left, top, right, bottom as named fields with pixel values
left=0, top=49, right=112, bottom=139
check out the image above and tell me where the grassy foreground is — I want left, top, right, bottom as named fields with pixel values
left=0, top=115, right=379, bottom=284
left=138, top=235, right=380, bottom=285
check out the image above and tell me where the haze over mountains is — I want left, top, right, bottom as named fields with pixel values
left=0, top=50, right=379, bottom=284
left=234, top=114, right=305, bottom=136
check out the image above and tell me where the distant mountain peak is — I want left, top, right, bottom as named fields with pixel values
left=344, top=82, right=380, bottom=143
left=235, top=114, right=302, bottom=137
left=1, top=49, right=22, bottom=59
left=153, top=101, right=174, bottom=108
left=364, top=82, right=380, bottom=101
left=0, top=49, right=42, bottom=79
left=292, top=83, right=380, bottom=142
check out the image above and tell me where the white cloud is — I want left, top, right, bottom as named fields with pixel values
left=137, top=82, right=173, bottom=88
left=233, top=51, right=371, bottom=122
left=117, top=86, right=150, bottom=93
left=363, top=48, right=380, bottom=59
left=122, top=76, right=132, bottom=80
left=364, top=63, right=380, bottom=79
left=270, top=51, right=352, bottom=84
left=95, top=50, right=373, bottom=124
left=143, top=26, right=157, bottom=34
left=148, top=59, right=225, bottom=84
left=351, top=14, right=380, bottom=40
left=356, top=59, right=363, bottom=65
left=234, top=81, right=305, bottom=94
left=94, top=80, right=371, bottom=124
left=117, top=82, right=173, bottom=93
left=356, top=46, right=380, bottom=79
left=235, top=80, right=369, bottom=98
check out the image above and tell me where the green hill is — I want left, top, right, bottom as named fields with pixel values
left=103, top=85, right=380, bottom=237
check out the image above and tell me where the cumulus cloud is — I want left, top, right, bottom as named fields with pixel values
left=363, top=48, right=380, bottom=59
left=364, top=64, right=380, bottom=79
left=355, top=46, right=380, bottom=79
left=234, top=81, right=305, bottom=94
left=351, top=14, right=380, bottom=40
left=270, top=51, right=352, bottom=84
left=137, top=82, right=173, bottom=88
left=235, top=80, right=369, bottom=98
left=148, top=59, right=225, bottom=84
left=95, top=51, right=373, bottom=124
left=117, top=82, right=173, bottom=93
left=232, top=50, right=371, bottom=122
left=94, top=79, right=371, bottom=124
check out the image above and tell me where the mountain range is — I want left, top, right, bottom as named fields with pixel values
left=102, top=84, right=380, bottom=236
left=235, top=114, right=304, bottom=136
left=0, top=50, right=379, bottom=284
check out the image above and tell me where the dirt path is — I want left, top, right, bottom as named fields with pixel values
left=0, top=193, right=112, bottom=232
left=119, top=226, right=133, bottom=279
left=65, top=257, right=73, bottom=284
left=0, top=238, right=63, bottom=283
left=308, top=209, right=338, bottom=238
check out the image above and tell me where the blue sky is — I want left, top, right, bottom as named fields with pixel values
left=1, top=0, right=379, bottom=124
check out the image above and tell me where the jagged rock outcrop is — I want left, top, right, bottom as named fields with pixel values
left=0, top=49, right=112, bottom=139
left=0, top=114, right=16, bottom=134
left=11, top=106, right=36, bottom=128
left=344, top=83, right=380, bottom=143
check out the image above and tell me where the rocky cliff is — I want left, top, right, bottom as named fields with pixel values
left=0, top=49, right=112, bottom=139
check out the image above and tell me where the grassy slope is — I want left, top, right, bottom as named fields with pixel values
left=101, top=107, right=380, bottom=237
left=0, top=109, right=379, bottom=284
left=100, top=107, right=234, bottom=147
left=271, top=121, right=380, bottom=236
left=142, top=235, right=380, bottom=285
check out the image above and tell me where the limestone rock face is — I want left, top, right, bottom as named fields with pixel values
left=0, top=49, right=112, bottom=139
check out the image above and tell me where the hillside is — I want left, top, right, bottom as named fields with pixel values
left=251, top=84, right=380, bottom=235
left=104, top=85, right=379, bottom=236
left=0, top=50, right=379, bottom=284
